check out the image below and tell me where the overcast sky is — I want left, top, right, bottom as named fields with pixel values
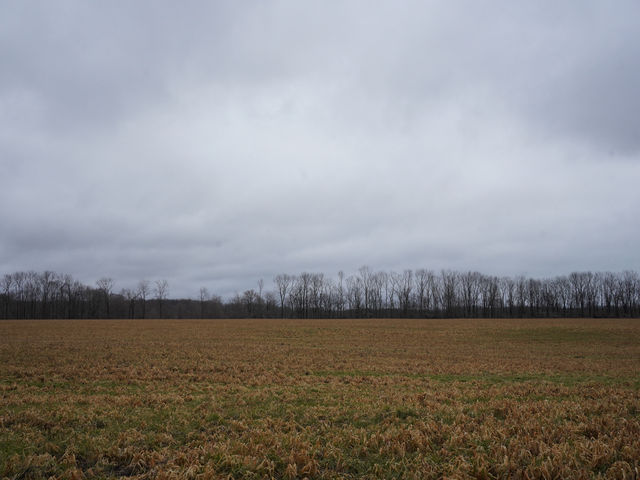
left=1, top=1, right=639, bottom=298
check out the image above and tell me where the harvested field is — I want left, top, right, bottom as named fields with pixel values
left=1, top=318, right=639, bottom=479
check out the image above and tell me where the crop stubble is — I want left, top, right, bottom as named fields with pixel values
left=1, top=318, right=639, bottom=479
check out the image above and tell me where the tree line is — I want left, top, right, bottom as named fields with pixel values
left=1, top=268, right=640, bottom=320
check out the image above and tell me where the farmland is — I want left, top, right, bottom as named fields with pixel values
left=1, top=319, right=639, bottom=479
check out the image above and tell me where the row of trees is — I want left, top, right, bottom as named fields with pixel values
left=267, top=268, right=640, bottom=319
left=0, top=272, right=178, bottom=320
left=1, top=268, right=640, bottom=320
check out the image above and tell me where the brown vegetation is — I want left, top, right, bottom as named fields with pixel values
left=1, top=318, right=639, bottom=478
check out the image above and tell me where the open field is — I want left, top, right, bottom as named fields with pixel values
left=1, top=318, right=640, bottom=479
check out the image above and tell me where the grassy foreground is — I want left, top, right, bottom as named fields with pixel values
left=1, top=318, right=639, bottom=479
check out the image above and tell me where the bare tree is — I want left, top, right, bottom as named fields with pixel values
left=260, top=290, right=276, bottom=316
left=137, top=280, right=150, bottom=319
left=96, top=277, right=114, bottom=318
left=441, top=270, right=458, bottom=317
left=1, top=274, right=13, bottom=319
left=460, top=271, right=482, bottom=317
left=601, top=272, right=617, bottom=316
left=481, top=275, right=500, bottom=317
left=555, top=276, right=571, bottom=315
left=370, top=271, right=385, bottom=317
left=515, top=276, right=527, bottom=317
left=199, top=287, right=209, bottom=318
left=297, top=273, right=312, bottom=318
left=122, top=288, right=137, bottom=319
left=257, top=278, right=264, bottom=299
left=428, top=271, right=440, bottom=314
left=255, top=278, right=265, bottom=317
left=499, top=277, right=515, bottom=317
left=415, top=269, right=429, bottom=317
left=59, top=274, right=73, bottom=319
left=358, top=266, right=372, bottom=316
left=346, top=276, right=363, bottom=315
left=307, top=273, right=324, bottom=318
left=154, top=279, right=169, bottom=318
left=242, top=289, right=258, bottom=316
left=621, top=271, right=639, bottom=316
left=274, top=274, right=292, bottom=318
left=336, top=271, right=345, bottom=318
left=392, top=270, right=413, bottom=316
left=383, top=271, right=395, bottom=315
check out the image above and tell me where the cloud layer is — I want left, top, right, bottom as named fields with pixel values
left=2, top=1, right=639, bottom=297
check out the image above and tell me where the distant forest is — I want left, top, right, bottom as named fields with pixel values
left=1, top=268, right=640, bottom=320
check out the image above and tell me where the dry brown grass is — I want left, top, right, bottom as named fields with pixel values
left=1, top=318, right=640, bottom=479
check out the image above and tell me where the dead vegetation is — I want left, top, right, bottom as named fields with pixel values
left=1, top=318, right=639, bottom=479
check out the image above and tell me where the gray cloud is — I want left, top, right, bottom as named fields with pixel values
left=1, top=1, right=639, bottom=297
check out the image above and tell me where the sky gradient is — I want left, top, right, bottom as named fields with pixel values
left=1, top=1, right=639, bottom=297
